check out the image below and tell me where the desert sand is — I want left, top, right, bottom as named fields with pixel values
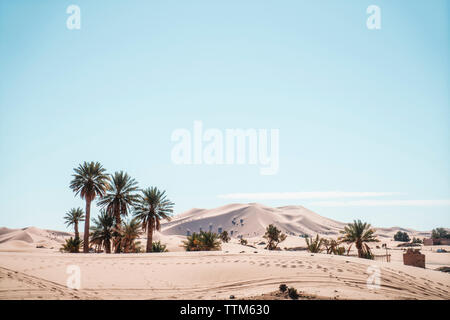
left=0, top=203, right=449, bottom=300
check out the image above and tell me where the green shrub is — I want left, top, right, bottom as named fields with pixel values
left=60, top=237, right=82, bottom=253
left=220, top=231, right=231, bottom=243
left=394, top=231, right=410, bottom=242
left=306, top=235, right=323, bottom=253
left=239, top=238, right=248, bottom=246
left=279, top=284, right=288, bottom=292
left=288, top=287, right=299, bottom=300
left=183, top=231, right=221, bottom=251
left=335, top=246, right=346, bottom=255
left=152, top=241, right=168, bottom=252
left=263, top=225, right=287, bottom=250
left=431, top=228, right=449, bottom=239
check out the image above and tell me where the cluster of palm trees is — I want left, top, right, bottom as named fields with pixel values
left=65, top=161, right=174, bottom=253
left=305, top=220, right=379, bottom=259
left=63, top=162, right=379, bottom=260
left=183, top=221, right=379, bottom=260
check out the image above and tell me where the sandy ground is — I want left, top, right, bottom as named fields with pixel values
left=0, top=245, right=449, bottom=300
left=1, top=204, right=449, bottom=300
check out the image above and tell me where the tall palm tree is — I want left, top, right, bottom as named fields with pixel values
left=133, top=187, right=174, bottom=252
left=90, top=210, right=114, bottom=254
left=120, top=218, right=142, bottom=253
left=97, top=171, right=139, bottom=253
left=339, top=220, right=379, bottom=258
left=63, top=207, right=85, bottom=239
left=70, top=161, right=110, bottom=253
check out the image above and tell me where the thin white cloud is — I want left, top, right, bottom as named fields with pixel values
left=217, top=191, right=404, bottom=200
left=309, top=200, right=450, bottom=207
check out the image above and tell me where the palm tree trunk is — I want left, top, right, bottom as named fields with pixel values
left=105, top=239, right=111, bottom=253
left=346, top=243, right=353, bottom=256
left=74, top=222, right=79, bottom=240
left=83, top=198, right=92, bottom=253
left=146, top=221, right=153, bottom=253
left=356, top=241, right=363, bottom=258
left=114, top=211, right=121, bottom=253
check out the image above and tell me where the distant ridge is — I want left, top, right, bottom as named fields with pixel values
left=161, top=203, right=430, bottom=238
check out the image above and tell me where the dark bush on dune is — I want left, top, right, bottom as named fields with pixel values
left=152, top=241, right=168, bottom=252
left=60, top=237, right=83, bottom=253
left=288, top=287, right=299, bottom=300
left=263, top=224, right=287, bottom=250
left=394, top=231, right=410, bottom=242
left=219, top=231, right=231, bottom=243
left=183, top=231, right=221, bottom=251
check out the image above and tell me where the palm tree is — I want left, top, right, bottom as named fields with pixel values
left=183, top=232, right=202, bottom=251
left=263, top=224, right=287, bottom=250
left=339, top=220, right=379, bottom=258
left=63, top=207, right=85, bottom=240
left=182, top=231, right=221, bottom=251
left=198, top=231, right=221, bottom=251
left=133, top=187, right=174, bottom=252
left=323, top=238, right=341, bottom=254
left=97, top=171, right=139, bottom=252
left=90, top=210, right=115, bottom=253
left=60, top=237, right=83, bottom=253
left=305, top=234, right=323, bottom=253
left=120, top=217, right=142, bottom=253
left=70, top=161, right=110, bottom=253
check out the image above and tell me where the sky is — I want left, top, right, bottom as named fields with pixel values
left=0, top=0, right=449, bottom=232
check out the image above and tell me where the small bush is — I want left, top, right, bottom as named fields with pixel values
left=263, top=224, right=287, bottom=250
left=288, top=287, right=299, bottom=300
left=183, top=231, right=221, bottom=251
left=152, top=241, right=168, bottom=252
left=60, top=237, right=82, bottom=253
left=279, top=284, right=288, bottom=292
left=394, top=231, right=410, bottom=242
left=220, top=231, right=231, bottom=243
left=335, top=246, right=346, bottom=255
left=306, top=235, right=323, bottom=253
left=431, top=228, right=450, bottom=239
left=239, top=238, right=248, bottom=246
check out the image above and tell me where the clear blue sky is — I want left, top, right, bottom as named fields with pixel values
left=0, top=0, right=448, bottom=232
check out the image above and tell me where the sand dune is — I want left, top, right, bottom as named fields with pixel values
left=0, top=227, right=72, bottom=252
left=161, top=203, right=430, bottom=239
left=162, top=203, right=348, bottom=238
